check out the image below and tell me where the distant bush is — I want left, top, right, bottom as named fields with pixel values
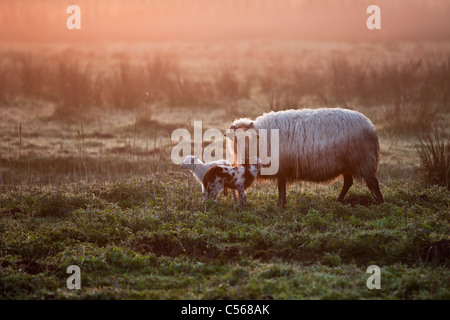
left=0, top=49, right=449, bottom=127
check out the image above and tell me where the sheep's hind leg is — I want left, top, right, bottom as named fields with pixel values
left=336, top=172, right=353, bottom=203
left=365, top=176, right=384, bottom=204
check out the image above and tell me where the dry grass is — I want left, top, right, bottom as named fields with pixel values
left=416, top=124, right=450, bottom=188
left=1, top=42, right=449, bottom=121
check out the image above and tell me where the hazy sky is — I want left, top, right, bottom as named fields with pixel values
left=1, top=0, right=449, bottom=43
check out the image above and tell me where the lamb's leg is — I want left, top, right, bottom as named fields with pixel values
left=203, top=189, right=208, bottom=213
left=204, top=183, right=223, bottom=205
left=203, top=186, right=220, bottom=213
left=336, top=171, right=353, bottom=203
left=277, top=176, right=287, bottom=208
left=210, top=186, right=222, bottom=201
left=238, top=189, right=247, bottom=208
left=223, top=187, right=228, bottom=197
left=232, top=190, right=238, bottom=203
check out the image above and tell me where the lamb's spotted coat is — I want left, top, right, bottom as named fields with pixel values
left=203, top=158, right=262, bottom=208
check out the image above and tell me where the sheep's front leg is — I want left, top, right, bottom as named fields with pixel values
left=277, top=176, right=287, bottom=208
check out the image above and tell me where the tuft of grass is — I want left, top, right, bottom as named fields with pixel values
left=416, top=124, right=450, bottom=189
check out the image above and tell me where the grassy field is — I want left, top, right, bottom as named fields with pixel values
left=1, top=178, right=449, bottom=299
left=0, top=41, right=449, bottom=300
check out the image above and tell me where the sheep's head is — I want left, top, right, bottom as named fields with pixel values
left=224, top=118, right=259, bottom=165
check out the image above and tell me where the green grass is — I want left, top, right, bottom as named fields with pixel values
left=1, top=176, right=448, bottom=299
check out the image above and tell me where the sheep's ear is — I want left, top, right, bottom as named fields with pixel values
left=248, top=122, right=259, bottom=136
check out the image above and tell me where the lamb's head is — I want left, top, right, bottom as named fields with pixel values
left=224, top=118, right=259, bottom=165
left=179, top=155, right=200, bottom=170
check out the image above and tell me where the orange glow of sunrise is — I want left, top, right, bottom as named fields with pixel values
left=1, top=0, right=450, bottom=43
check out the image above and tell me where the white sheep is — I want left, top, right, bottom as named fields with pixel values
left=226, top=108, right=384, bottom=207
left=179, top=155, right=237, bottom=201
left=202, top=157, right=262, bottom=209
